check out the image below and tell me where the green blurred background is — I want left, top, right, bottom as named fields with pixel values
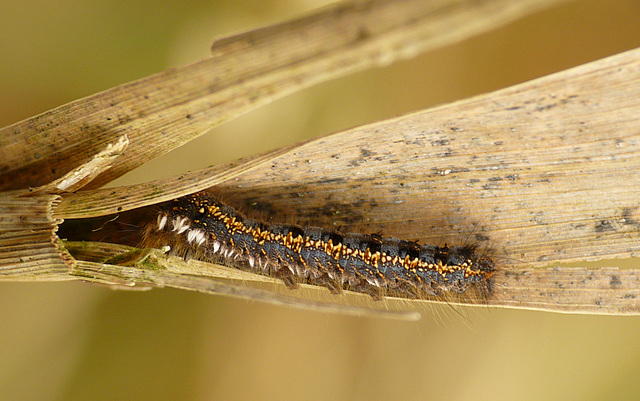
left=2, top=1, right=640, bottom=400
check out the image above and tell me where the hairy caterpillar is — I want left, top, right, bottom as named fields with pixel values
left=143, top=191, right=496, bottom=300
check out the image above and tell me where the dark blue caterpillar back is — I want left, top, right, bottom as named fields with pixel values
left=143, top=192, right=495, bottom=300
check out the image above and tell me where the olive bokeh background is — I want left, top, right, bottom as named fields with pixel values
left=2, top=1, right=640, bottom=400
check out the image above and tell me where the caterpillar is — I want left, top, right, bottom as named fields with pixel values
left=142, top=191, right=496, bottom=301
